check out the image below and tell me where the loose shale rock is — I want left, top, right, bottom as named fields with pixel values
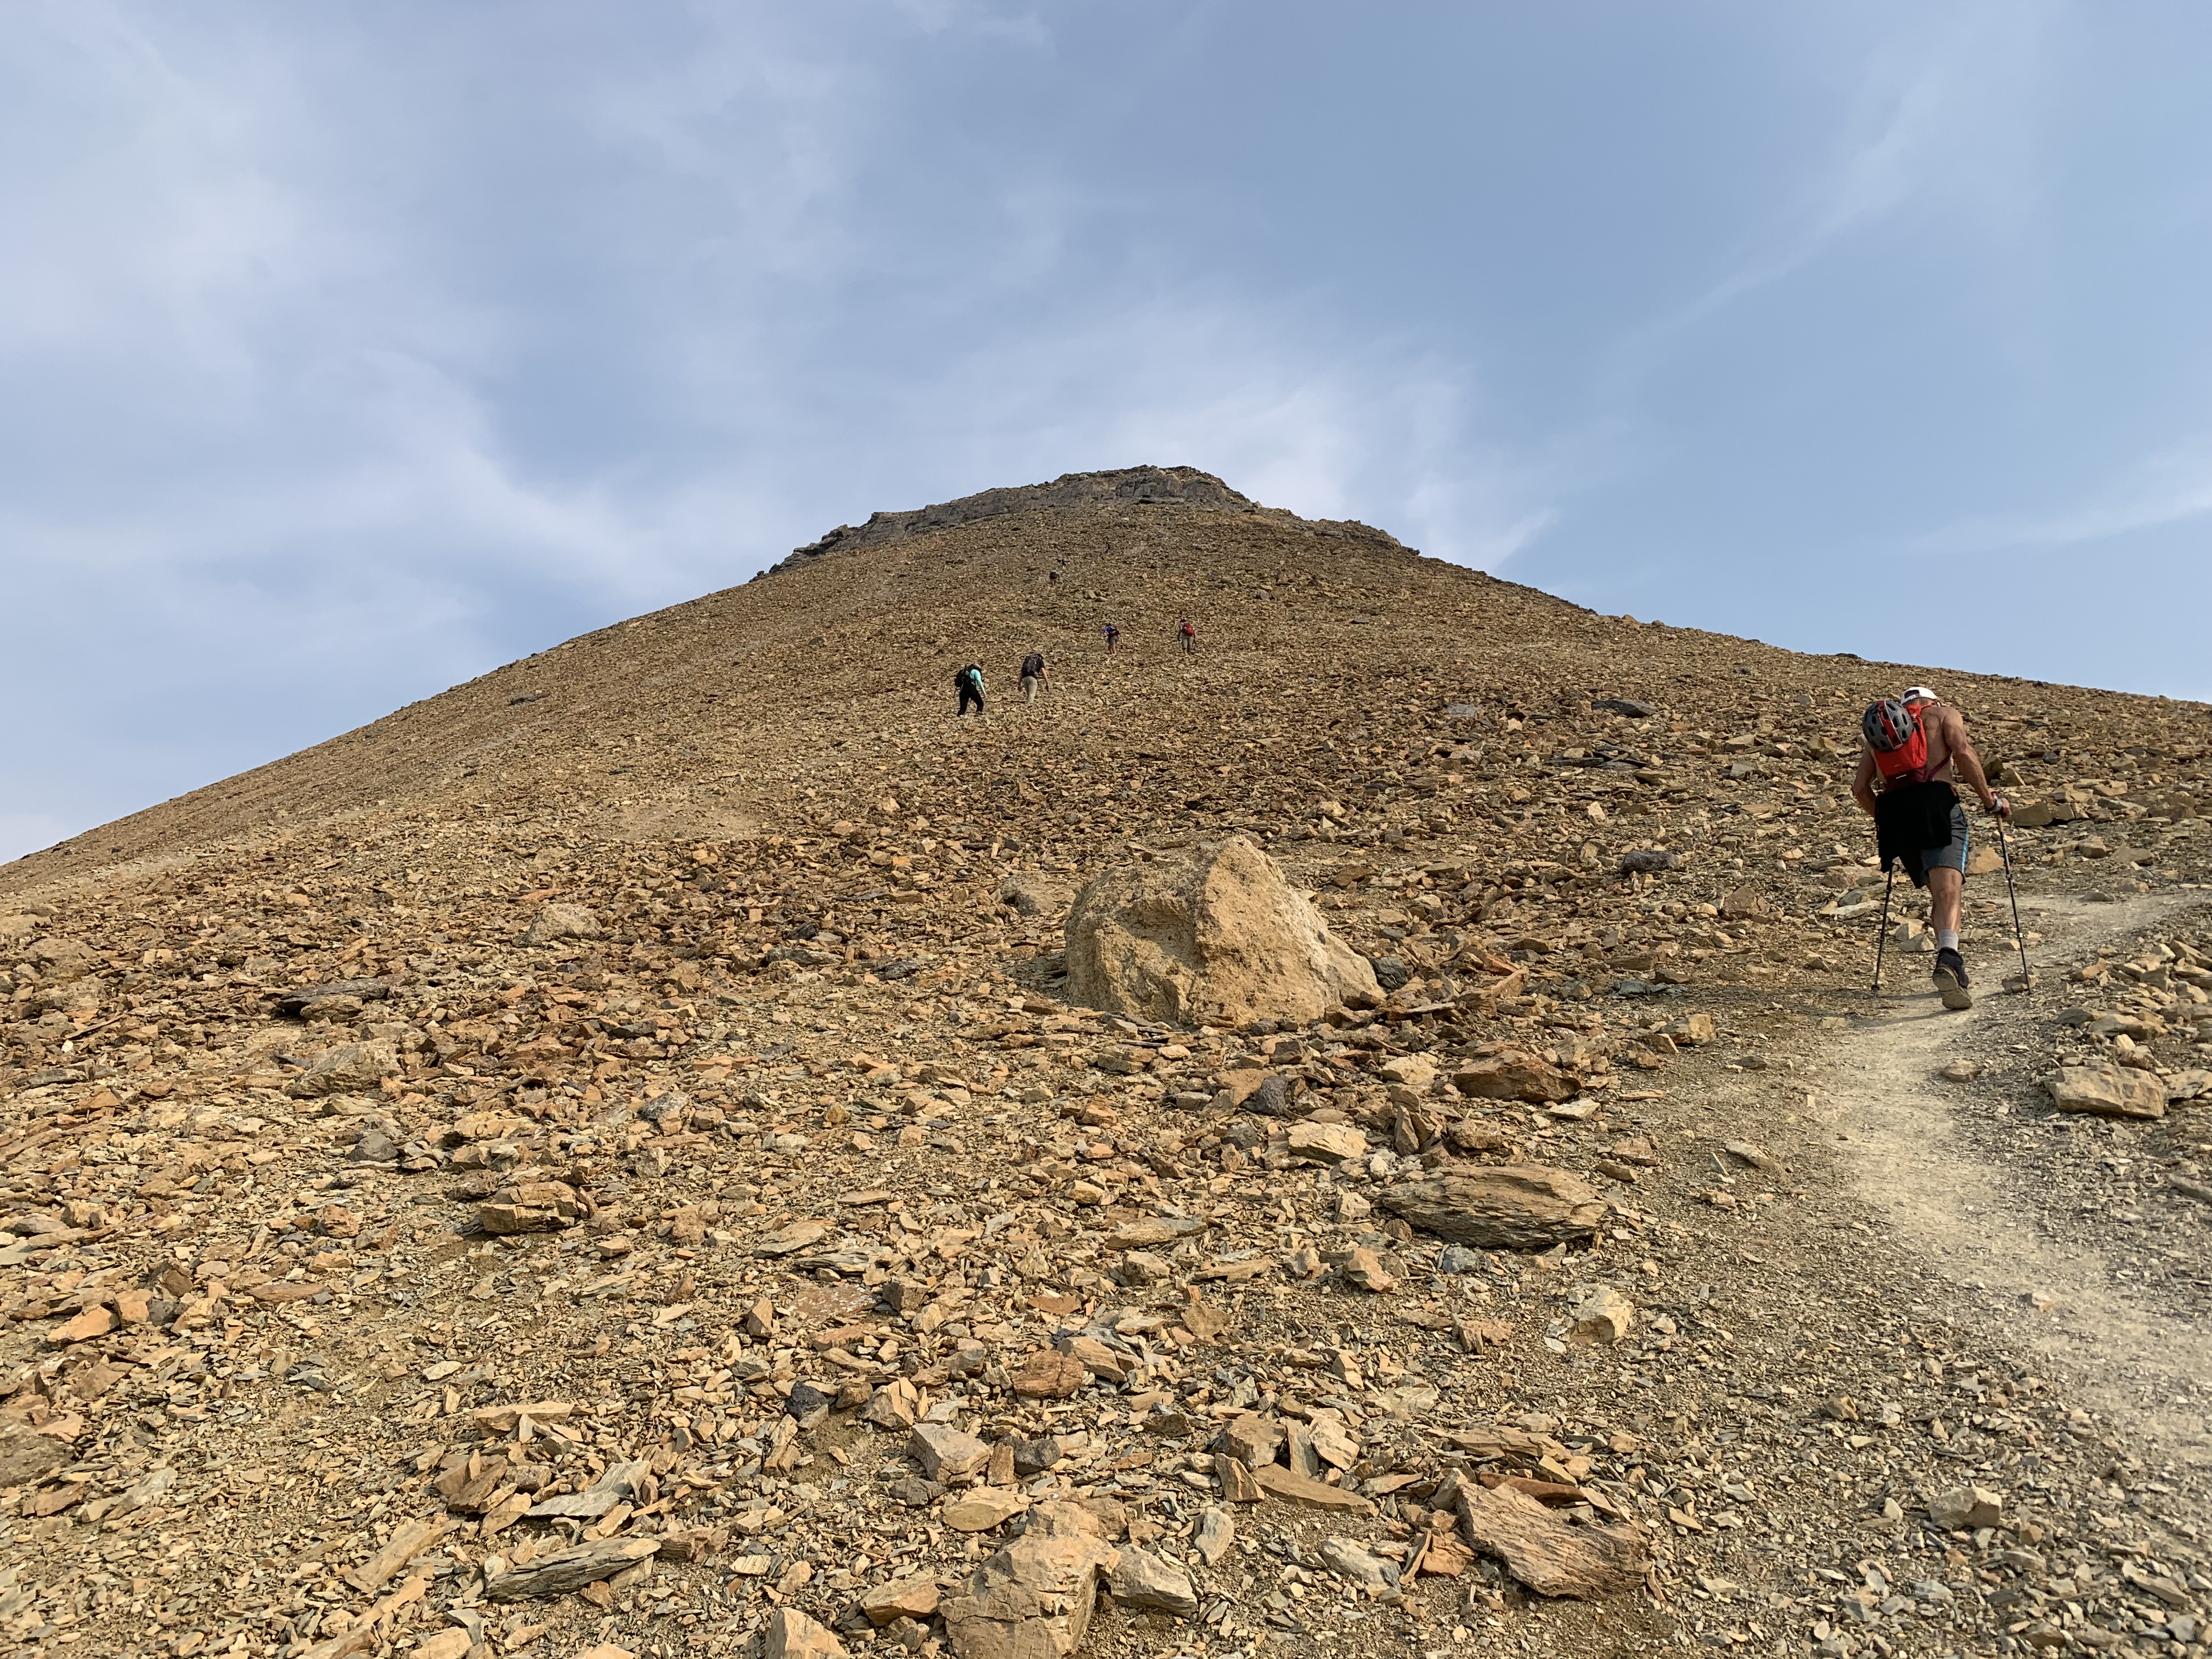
left=1379, top=1166, right=1607, bottom=1250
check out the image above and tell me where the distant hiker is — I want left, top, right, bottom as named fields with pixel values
left=955, top=662, right=986, bottom=719
left=1178, top=616, right=1197, bottom=655
left=1019, top=651, right=1049, bottom=703
left=1853, top=685, right=2008, bottom=1009
left=1103, top=622, right=1121, bottom=654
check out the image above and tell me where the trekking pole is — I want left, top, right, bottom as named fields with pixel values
left=1871, top=865, right=1895, bottom=997
left=1994, top=811, right=2032, bottom=988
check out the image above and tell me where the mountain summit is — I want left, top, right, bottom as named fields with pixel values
left=2, top=471, right=2209, bottom=1656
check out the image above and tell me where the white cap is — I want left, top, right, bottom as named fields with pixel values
left=1900, top=685, right=1938, bottom=704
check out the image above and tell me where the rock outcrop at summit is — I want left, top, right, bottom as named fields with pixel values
left=755, top=463, right=1398, bottom=579
left=1064, top=836, right=1380, bottom=1027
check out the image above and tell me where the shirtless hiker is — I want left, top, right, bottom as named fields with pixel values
left=1852, top=685, right=2008, bottom=1009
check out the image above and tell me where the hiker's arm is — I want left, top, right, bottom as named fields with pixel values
left=1850, top=751, right=1878, bottom=817
left=1945, top=716, right=2003, bottom=812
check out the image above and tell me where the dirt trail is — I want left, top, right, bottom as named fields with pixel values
left=1817, top=886, right=2212, bottom=1464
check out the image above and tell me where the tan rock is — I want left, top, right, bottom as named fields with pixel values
left=1566, top=1284, right=1634, bottom=1345
left=1011, top=1349, right=1087, bottom=1400
left=1065, top=836, right=1380, bottom=1028
left=1455, top=1479, right=1649, bottom=1599
left=524, top=902, right=601, bottom=946
left=944, top=1489, right=1031, bottom=1532
left=288, top=1040, right=398, bottom=1098
left=941, top=1501, right=1118, bottom=1659
left=761, top=1607, right=847, bottom=1659
left=1379, top=1165, right=1606, bottom=1250
left=1217, top=1455, right=1262, bottom=1502
left=1220, top=1414, right=1283, bottom=1468
left=861, top=1573, right=942, bottom=1627
left=911, top=1423, right=991, bottom=1483
left=1339, top=1248, right=1396, bottom=1293
left=2046, top=1065, right=2165, bottom=1119
left=1452, top=1050, right=1573, bottom=1103
left=478, top=1180, right=591, bottom=1233
left=1110, top=1546, right=1198, bottom=1617
left=1927, top=1484, right=2004, bottom=1530
left=1286, top=1121, right=1367, bottom=1165
left=1378, top=1053, right=1436, bottom=1090
left=48, top=1305, right=115, bottom=1345
left=1252, top=1464, right=1374, bottom=1513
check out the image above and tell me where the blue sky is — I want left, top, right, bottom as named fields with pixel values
left=4, top=1, right=2209, bottom=860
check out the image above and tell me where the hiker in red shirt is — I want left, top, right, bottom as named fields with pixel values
left=1853, top=685, right=2008, bottom=1008
left=1178, top=617, right=1197, bottom=655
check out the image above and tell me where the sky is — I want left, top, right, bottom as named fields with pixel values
left=4, top=1, right=2209, bottom=861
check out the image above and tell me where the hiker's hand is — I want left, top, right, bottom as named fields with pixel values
left=1986, top=793, right=2010, bottom=819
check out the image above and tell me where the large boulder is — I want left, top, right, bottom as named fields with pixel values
left=942, top=1501, right=1119, bottom=1659
left=1379, top=1166, right=1606, bottom=1250
left=1064, top=837, right=1379, bottom=1028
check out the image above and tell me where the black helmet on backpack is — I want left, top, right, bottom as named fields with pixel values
left=1861, top=698, right=1918, bottom=753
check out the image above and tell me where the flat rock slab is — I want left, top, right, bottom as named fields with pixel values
left=944, top=1489, right=1031, bottom=1532
left=1379, top=1165, right=1606, bottom=1250
left=1455, top=1480, right=1649, bottom=1599
left=1251, top=1463, right=1373, bottom=1513
left=484, top=1537, right=658, bottom=1600
left=2046, top=1065, right=2166, bottom=1119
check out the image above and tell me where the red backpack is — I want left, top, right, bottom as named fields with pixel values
left=1862, top=698, right=1931, bottom=785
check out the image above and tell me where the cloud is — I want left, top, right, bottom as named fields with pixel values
left=1613, top=2, right=2053, bottom=373
left=1911, top=435, right=2212, bottom=554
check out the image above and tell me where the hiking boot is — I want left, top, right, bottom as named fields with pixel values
left=1933, top=947, right=1973, bottom=1011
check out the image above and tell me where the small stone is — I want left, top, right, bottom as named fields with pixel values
left=1110, top=1545, right=1199, bottom=1617
left=1339, top=1248, right=1396, bottom=1293
left=1566, top=1284, right=1634, bottom=1346
left=1380, top=1165, right=1606, bottom=1250
left=1452, top=1051, right=1574, bottom=1103
left=1938, top=1059, right=1982, bottom=1083
left=1220, top=1414, right=1283, bottom=1468
left=1217, top=1455, right=1262, bottom=1502
left=1194, top=1506, right=1234, bottom=1566
left=761, top=1607, right=848, bottom=1659
left=48, top=1305, right=115, bottom=1345
left=861, top=1573, right=941, bottom=1627
left=1378, top=1053, right=1436, bottom=1091
left=911, top=1423, right=991, bottom=1483
left=524, top=902, right=602, bottom=946
left=944, top=1489, right=1031, bottom=1532
left=1927, top=1485, right=2004, bottom=1531
left=1317, top=1537, right=1398, bottom=1594
left=941, top=1500, right=1116, bottom=1659
left=1286, top=1121, right=1368, bottom=1165
left=1251, top=1463, right=1373, bottom=1512
left=1719, top=1141, right=1779, bottom=1173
